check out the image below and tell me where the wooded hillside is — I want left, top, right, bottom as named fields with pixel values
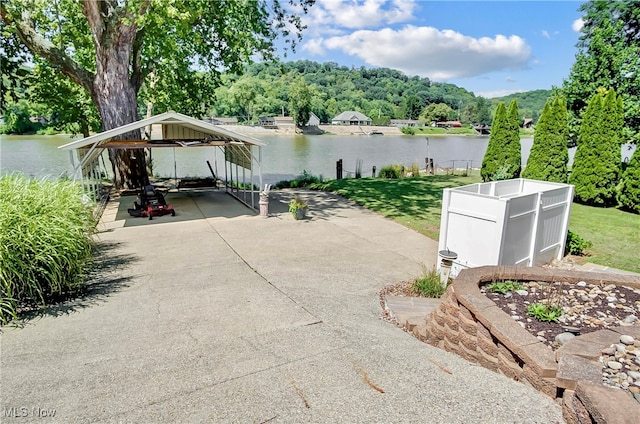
left=205, top=60, right=549, bottom=126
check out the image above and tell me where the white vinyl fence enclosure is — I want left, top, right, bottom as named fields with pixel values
left=438, top=179, right=574, bottom=276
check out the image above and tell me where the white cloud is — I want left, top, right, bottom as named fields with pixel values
left=303, top=0, right=417, bottom=33
left=542, top=30, right=551, bottom=39
left=303, top=38, right=327, bottom=55
left=572, top=18, right=584, bottom=32
left=320, top=25, right=532, bottom=80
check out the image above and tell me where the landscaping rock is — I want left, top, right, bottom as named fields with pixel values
left=620, top=335, right=635, bottom=345
left=555, top=332, right=576, bottom=346
left=607, top=360, right=622, bottom=370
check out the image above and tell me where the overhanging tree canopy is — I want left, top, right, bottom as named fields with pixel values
left=1, top=0, right=313, bottom=188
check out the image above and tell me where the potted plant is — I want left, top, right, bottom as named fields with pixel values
left=289, top=196, right=308, bottom=220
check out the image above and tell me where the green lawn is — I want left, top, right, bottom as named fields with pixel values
left=313, top=175, right=640, bottom=273
left=314, top=174, right=481, bottom=240
left=568, top=203, right=640, bottom=273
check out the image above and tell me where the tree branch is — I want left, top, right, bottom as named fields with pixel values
left=80, top=0, right=105, bottom=49
left=1, top=5, right=95, bottom=94
left=130, top=0, right=151, bottom=92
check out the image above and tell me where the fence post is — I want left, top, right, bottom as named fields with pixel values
left=336, top=159, right=343, bottom=179
left=372, top=165, right=376, bottom=178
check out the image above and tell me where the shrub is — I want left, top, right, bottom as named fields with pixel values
left=565, top=230, right=592, bottom=256
left=527, top=303, right=563, bottom=322
left=0, top=174, right=97, bottom=324
left=481, top=100, right=521, bottom=182
left=409, top=163, right=420, bottom=177
left=523, top=97, right=569, bottom=183
left=617, top=149, right=640, bottom=213
left=569, top=89, right=622, bottom=206
left=378, top=164, right=405, bottom=179
left=229, top=180, right=258, bottom=190
left=400, top=126, right=416, bottom=135
left=274, top=170, right=323, bottom=188
left=486, top=280, right=525, bottom=294
left=411, top=267, right=447, bottom=298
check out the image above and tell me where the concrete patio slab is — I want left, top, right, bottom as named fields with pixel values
left=0, top=189, right=565, bottom=423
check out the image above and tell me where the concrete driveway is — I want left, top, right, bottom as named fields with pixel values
left=0, top=189, right=564, bottom=423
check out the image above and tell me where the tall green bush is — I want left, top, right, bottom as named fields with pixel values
left=506, top=99, right=522, bottom=178
left=481, top=100, right=521, bottom=181
left=481, top=102, right=507, bottom=181
left=523, top=97, right=569, bottom=182
left=617, top=149, right=640, bottom=213
left=569, top=89, right=623, bottom=206
left=378, top=164, right=405, bottom=179
left=0, top=175, right=97, bottom=324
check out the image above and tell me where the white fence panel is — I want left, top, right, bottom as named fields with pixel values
left=438, top=179, right=574, bottom=276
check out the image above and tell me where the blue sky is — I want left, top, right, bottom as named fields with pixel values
left=281, top=0, right=585, bottom=98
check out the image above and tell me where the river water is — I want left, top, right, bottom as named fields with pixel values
left=1, top=133, right=635, bottom=186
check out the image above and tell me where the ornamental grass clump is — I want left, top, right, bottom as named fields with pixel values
left=411, top=267, right=448, bottom=298
left=0, top=174, right=97, bottom=324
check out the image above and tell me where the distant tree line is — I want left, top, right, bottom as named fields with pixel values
left=3, top=58, right=551, bottom=134
left=207, top=60, right=492, bottom=126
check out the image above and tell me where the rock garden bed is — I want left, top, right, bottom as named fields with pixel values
left=407, top=266, right=640, bottom=424
left=482, top=280, right=640, bottom=400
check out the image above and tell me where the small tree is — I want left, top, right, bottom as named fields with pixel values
left=481, top=101, right=520, bottom=181
left=569, top=89, right=623, bottom=206
left=617, top=150, right=640, bottom=213
left=523, top=97, right=569, bottom=182
left=289, top=77, right=312, bottom=127
left=505, top=99, right=522, bottom=178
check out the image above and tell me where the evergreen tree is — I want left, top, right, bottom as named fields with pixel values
left=569, top=89, right=623, bottom=205
left=481, top=102, right=505, bottom=181
left=618, top=149, right=640, bottom=213
left=505, top=99, right=522, bottom=178
left=523, top=97, right=569, bottom=182
left=481, top=101, right=521, bottom=181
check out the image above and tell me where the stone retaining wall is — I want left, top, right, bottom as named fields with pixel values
left=413, top=266, right=640, bottom=424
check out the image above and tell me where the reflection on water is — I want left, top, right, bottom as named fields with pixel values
left=292, top=135, right=311, bottom=162
left=0, top=134, right=77, bottom=178
left=1, top=133, right=635, bottom=186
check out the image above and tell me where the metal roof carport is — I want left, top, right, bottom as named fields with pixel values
left=58, top=111, right=266, bottom=209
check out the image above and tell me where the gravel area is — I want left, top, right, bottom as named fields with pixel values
left=481, top=281, right=640, bottom=349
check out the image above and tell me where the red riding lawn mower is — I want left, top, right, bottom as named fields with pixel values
left=127, top=185, right=176, bottom=220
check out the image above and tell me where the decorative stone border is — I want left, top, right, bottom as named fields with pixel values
left=413, top=266, right=640, bottom=424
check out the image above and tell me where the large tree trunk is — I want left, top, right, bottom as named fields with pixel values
left=2, top=1, right=151, bottom=189
left=93, top=75, right=149, bottom=189
left=86, top=1, right=149, bottom=189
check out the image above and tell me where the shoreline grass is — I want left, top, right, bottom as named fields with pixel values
left=313, top=175, right=640, bottom=273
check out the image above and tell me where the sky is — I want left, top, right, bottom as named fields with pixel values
left=281, top=0, right=586, bottom=98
